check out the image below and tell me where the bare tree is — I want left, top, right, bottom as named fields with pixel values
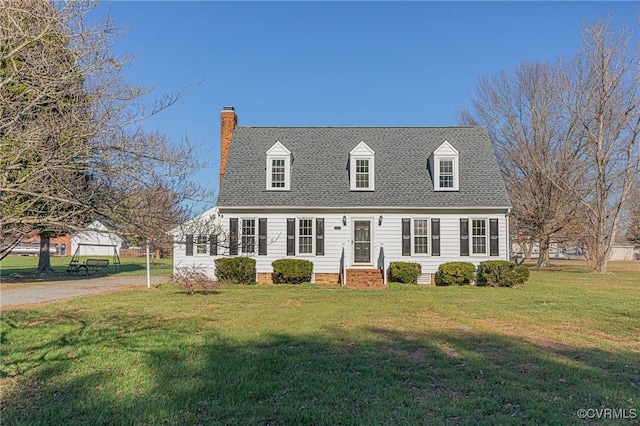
left=559, top=20, right=640, bottom=272
left=624, top=182, right=640, bottom=244
left=0, top=0, right=210, bottom=270
left=459, top=61, right=582, bottom=267
left=1, top=0, right=96, bottom=270
left=115, top=179, right=188, bottom=260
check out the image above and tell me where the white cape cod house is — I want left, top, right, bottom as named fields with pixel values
left=173, top=106, right=512, bottom=288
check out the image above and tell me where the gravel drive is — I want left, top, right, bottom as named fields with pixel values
left=1, top=275, right=169, bottom=309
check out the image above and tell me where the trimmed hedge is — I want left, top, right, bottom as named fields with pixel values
left=214, top=257, right=256, bottom=284
left=272, top=259, right=313, bottom=284
left=389, top=262, right=422, bottom=284
left=477, top=260, right=529, bottom=287
left=436, top=261, right=476, bottom=286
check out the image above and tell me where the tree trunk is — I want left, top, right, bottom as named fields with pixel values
left=37, top=233, right=54, bottom=272
left=523, top=240, right=533, bottom=261
left=588, top=224, right=611, bottom=273
left=536, top=235, right=551, bottom=267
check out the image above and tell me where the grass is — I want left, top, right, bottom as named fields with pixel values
left=1, top=261, right=639, bottom=425
left=0, top=255, right=172, bottom=283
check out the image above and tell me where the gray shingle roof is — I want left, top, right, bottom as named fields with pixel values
left=218, top=126, right=511, bottom=209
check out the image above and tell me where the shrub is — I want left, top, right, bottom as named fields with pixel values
left=436, top=262, right=476, bottom=286
left=515, top=265, right=530, bottom=281
left=172, top=265, right=220, bottom=294
left=477, top=260, right=529, bottom=287
left=272, top=259, right=313, bottom=284
left=389, top=262, right=422, bottom=284
left=214, top=257, right=256, bottom=284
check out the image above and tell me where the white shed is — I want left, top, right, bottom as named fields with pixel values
left=71, top=221, right=125, bottom=256
left=609, top=244, right=638, bottom=261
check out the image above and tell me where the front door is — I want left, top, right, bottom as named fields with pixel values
left=354, top=220, right=371, bottom=263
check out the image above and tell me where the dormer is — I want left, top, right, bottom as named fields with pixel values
left=266, top=141, right=291, bottom=191
left=431, top=140, right=459, bottom=191
left=350, top=141, right=375, bottom=191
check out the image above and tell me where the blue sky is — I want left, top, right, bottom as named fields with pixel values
left=96, top=1, right=639, bottom=207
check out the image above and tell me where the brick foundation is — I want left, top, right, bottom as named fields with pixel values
left=256, top=273, right=273, bottom=284
left=314, top=273, right=340, bottom=285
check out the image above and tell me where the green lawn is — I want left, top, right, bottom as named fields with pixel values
left=0, top=255, right=172, bottom=282
left=1, top=261, right=638, bottom=425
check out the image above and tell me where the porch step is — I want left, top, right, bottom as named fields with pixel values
left=343, top=268, right=385, bottom=289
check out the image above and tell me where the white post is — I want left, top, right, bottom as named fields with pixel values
left=381, top=243, right=387, bottom=287
left=146, top=240, right=151, bottom=288
left=342, top=242, right=347, bottom=288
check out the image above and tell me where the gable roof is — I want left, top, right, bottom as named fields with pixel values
left=217, top=126, right=511, bottom=209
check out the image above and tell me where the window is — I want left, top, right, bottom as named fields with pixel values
left=355, top=159, right=370, bottom=189
left=414, top=219, right=429, bottom=254
left=472, top=219, right=487, bottom=254
left=350, top=141, right=375, bottom=191
left=439, top=159, right=454, bottom=188
left=186, top=234, right=217, bottom=256
left=266, top=141, right=291, bottom=190
left=287, top=217, right=325, bottom=256
left=241, top=219, right=256, bottom=253
left=271, top=159, right=285, bottom=188
left=403, top=218, right=438, bottom=256
left=195, top=235, right=208, bottom=254
left=432, top=140, right=459, bottom=191
left=298, top=219, right=313, bottom=254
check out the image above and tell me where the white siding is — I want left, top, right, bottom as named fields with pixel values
left=71, top=221, right=124, bottom=256
left=172, top=240, right=217, bottom=278
left=184, top=210, right=509, bottom=281
left=379, top=214, right=509, bottom=277
left=171, top=207, right=220, bottom=278
left=609, top=246, right=637, bottom=261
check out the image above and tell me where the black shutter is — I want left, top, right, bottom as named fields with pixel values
left=209, top=234, right=217, bottom=256
left=431, top=219, right=440, bottom=256
left=490, top=218, right=499, bottom=256
left=229, top=218, right=238, bottom=255
left=460, top=219, right=469, bottom=256
left=287, top=218, right=295, bottom=256
left=402, top=218, right=411, bottom=256
left=258, top=218, right=267, bottom=255
left=185, top=234, right=194, bottom=256
left=316, top=218, right=325, bottom=256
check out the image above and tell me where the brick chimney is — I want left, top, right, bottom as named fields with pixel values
left=220, top=106, right=237, bottom=186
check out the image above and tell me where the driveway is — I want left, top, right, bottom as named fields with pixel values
left=0, top=275, right=169, bottom=310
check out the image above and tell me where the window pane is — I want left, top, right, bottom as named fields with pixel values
left=242, top=219, right=256, bottom=253
left=472, top=219, right=486, bottom=254
left=299, top=219, right=313, bottom=254
left=355, top=159, right=369, bottom=189
left=440, top=159, right=453, bottom=173
left=272, top=159, right=285, bottom=188
left=414, top=219, right=428, bottom=254
left=440, top=159, right=454, bottom=188
left=196, top=235, right=207, bottom=254
left=439, top=175, right=453, bottom=188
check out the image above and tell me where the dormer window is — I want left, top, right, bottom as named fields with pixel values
left=271, top=159, right=286, bottom=188
left=439, top=159, right=454, bottom=188
left=355, top=159, right=370, bottom=189
left=266, top=141, right=291, bottom=191
left=432, top=140, right=459, bottom=191
left=350, top=141, right=375, bottom=191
